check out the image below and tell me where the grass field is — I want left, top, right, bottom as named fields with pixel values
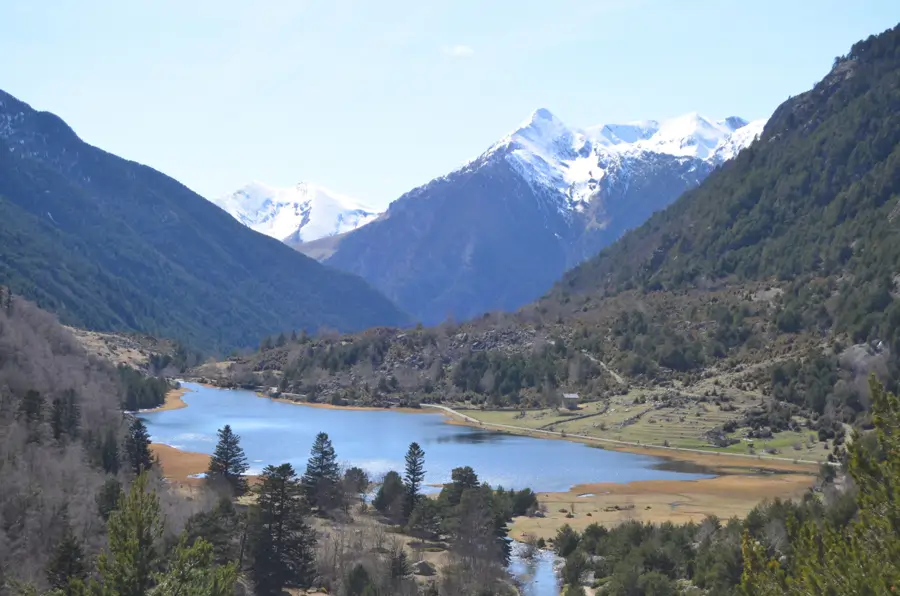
left=456, top=385, right=834, bottom=463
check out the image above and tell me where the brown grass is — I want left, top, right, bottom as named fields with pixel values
left=510, top=472, right=817, bottom=540
left=151, top=443, right=209, bottom=481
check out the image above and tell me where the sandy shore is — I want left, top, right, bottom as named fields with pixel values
left=151, top=432, right=818, bottom=540
left=143, top=386, right=192, bottom=413
left=510, top=472, right=817, bottom=540
left=151, top=443, right=210, bottom=480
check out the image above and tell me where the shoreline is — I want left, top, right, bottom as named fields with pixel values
left=167, top=381, right=821, bottom=475
left=509, top=471, right=818, bottom=540
left=257, top=392, right=432, bottom=414
left=142, top=386, right=193, bottom=413
left=150, top=443, right=210, bottom=481
left=425, top=404, right=822, bottom=475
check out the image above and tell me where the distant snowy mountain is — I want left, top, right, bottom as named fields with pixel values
left=213, top=182, right=380, bottom=244
left=488, top=109, right=765, bottom=210
left=297, top=109, right=768, bottom=324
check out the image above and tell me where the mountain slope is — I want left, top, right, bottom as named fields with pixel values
left=0, top=89, right=408, bottom=351
left=213, top=181, right=380, bottom=243
left=310, top=109, right=763, bottom=324
left=203, top=24, right=900, bottom=448
left=557, top=23, right=900, bottom=350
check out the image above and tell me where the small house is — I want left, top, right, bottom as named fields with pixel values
left=562, top=393, right=580, bottom=410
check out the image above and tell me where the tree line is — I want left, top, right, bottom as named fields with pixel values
left=547, top=376, right=898, bottom=595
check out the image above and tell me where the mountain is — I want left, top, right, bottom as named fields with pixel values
left=213, top=181, right=380, bottom=244
left=0, top=89, right=408, bottom=351
left=206, top=24, right=900, bottom=438
left=303, top=108, right=764, bottom=324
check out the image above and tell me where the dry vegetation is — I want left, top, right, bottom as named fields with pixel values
left=0, top=298, right=219, bottom=590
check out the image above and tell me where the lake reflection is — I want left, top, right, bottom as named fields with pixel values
left=142, top=383, right=713, bottom=493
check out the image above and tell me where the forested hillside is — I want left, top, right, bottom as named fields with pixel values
left=557, top=24, right=900, bottom=349
left=0, top=293, right=532, bottom=595
left=201, top=24, right=900, bottom=458
left=0, top=89, right=408, bottom=352
left=0, top=290, right=217, bottom=589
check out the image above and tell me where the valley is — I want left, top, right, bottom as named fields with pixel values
left=1, top=14, right=898, bottom=596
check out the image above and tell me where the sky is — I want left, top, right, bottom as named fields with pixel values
left=1, top=1, right=898, bottom=209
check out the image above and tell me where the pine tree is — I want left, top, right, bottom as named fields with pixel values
left=249, top=464, right=317, bottom=595
left=5, top=287, right=11, bottom=313
left=207, top=425, right=249, bottom=496
left=97, top=477, right=123, bottom=521
left=50, top=390, right=80, bottom=441
left=46, top=518, right=88, bottom=594
left=92, top=472, right=164, bottom=596
left=19, top=389, right=44, bottom=424
left=150, top=534, right=237, bottom=596
left=742, top=376, right=900, bottom=594
left=374, top=471, right=405, bottom=522
left=100, top=428, right=121, bottom=475
left=301, top=432, right=341, bottom=511
left=403, top=442, right=426, bottom=521
left=124, top=417, right=154, bottom=475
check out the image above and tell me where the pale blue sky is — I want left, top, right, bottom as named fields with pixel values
left=2, top=1, right=898, bottom=208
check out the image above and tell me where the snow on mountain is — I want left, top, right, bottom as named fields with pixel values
left=486, top=108, right=766, bottom=209
left=213, top=182, right=380, bottom=244
left=712, top=118, right=767, bottom=162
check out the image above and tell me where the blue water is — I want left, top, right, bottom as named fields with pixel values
left=143, top=382, right=714, bottom=595
left=143, top=383, right=712, bottom=492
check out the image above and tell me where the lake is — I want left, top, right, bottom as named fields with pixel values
left=142, top=383, right=714, bottom=492
left=143, top=382, right=717, bottom=596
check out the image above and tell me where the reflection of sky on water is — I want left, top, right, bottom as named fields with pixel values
left=142, top=383, right=713, bottom=493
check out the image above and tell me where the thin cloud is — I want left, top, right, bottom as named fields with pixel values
left=443, top=44, right=475, bottom=58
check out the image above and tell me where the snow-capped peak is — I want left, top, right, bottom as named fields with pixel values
left=478, top=109, right=767, bottom=211
left=212, top=181, right=380, bottom=244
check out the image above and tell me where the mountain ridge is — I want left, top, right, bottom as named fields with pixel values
left=0, top=88, right=409, bottom=351
left=213, top=181, right=381, bottom=244
left=305, top=108, right=764, bottom=324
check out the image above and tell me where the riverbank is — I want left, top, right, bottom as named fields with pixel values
left=143, top=386, right=192, bottom=412
left=509, top=472, right=817, bottom=540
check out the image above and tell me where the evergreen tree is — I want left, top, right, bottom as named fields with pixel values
left=343, top=466, right=370, bottom=502
left=741, top=376, right=900, bottom=595
left=206, top=425, right=249, bottom=496
left=100, top=429, right=120, bottom=475
left=46, top=520, right=88, bottom=594
left=5, top=287, right=11, bottom=313
left=373, top=471, right=405, bottom=522
left=150, top=534, right=237, bottom=596
left=389, top=547, right=411, bottom=581
left=343, top=564, right=374, bottom=596
left=301, top=432, right=341, bottom=511
left=124, top=417, right=153, bottom=475
left=290, top=330, right=298, bottom=343
left=19, top=389, right=44, bottom=424
left=91, top=472, right=164, bottom=596
left=50, top=390, right=80, bottom=441
left=183, top=498, right=242, bottom=566
left=407, top=498, right=441, bottom=539
left=403, top=442, right=426, bottom=520
left=249, top=463, right=317, bottom=595
left=97, top=477, right=123, bottom=521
